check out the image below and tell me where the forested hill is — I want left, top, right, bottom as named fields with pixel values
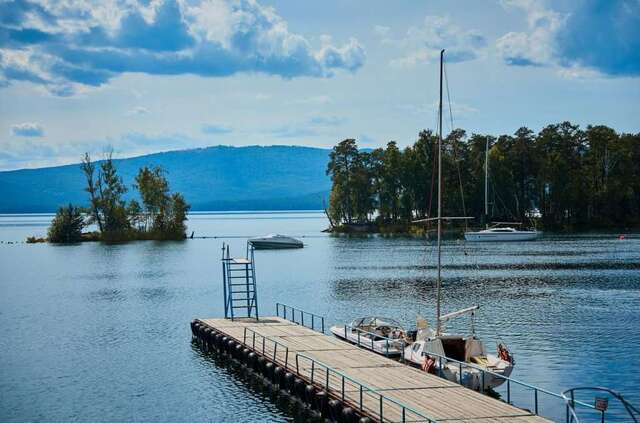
left=0, top=146, right=332, bottom=213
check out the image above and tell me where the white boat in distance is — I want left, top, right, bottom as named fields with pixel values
left=464, top=226, right=540, bottom=242
left=248, top=234, right=303, bottom=249
left=330, top=317, right=408, bottom=357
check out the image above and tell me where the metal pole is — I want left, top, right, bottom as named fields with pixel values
left=436, top=48, right=444, bottom=336
left=485, top=136, right=489, bottom=228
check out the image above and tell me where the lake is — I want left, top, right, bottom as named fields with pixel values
left=1, top=212, right=639, bottom=422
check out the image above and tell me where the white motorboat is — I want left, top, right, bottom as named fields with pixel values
left=248, top=234, right=303, bottom=249
left=403, top=307, right=514, bottom=391
left=464, top=226, right=540, bottom=242
left=330, top=317, right=408, bottom=357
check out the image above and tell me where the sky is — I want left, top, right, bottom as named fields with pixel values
left=0, top=0, right=639, bottom=170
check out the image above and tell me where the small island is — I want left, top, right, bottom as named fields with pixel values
left=39, top=152, right=190, bottom=243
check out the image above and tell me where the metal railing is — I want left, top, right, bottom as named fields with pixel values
left=275, top=303, right=325, bottom=333
left=562, top=387, right=640, bottom=423
left=243, top=327, right=291, bottom=369
left=296, top=353, right=438, bottom=423
left=341, top=325, right=407, bottom=358
left=343, top=329, right=598, bottom=422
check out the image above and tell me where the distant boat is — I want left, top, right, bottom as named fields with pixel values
left=463, top=128, right=540, bottom=242
left=248, top=234, right=303, bottom=249
left=464, top=226, right=539, bottom=242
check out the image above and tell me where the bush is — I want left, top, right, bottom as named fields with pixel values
left=48, top=204, right=85, bottom=243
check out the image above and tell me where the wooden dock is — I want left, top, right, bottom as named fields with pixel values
left=195, top=316, right=551, bottom=423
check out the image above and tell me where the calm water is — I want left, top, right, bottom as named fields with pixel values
left=1, top=212, right=639, bottom=422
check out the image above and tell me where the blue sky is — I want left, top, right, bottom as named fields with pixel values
left=0, top=0, right=638, bottom=170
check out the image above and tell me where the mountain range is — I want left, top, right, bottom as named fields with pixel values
left=0, top=146, right=332, bottom=213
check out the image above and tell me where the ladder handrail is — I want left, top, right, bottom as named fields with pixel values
left=221, top=243, right=258, bottom=320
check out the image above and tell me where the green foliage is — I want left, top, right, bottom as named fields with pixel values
left=48, top=204, right=85, bottom=243
left=76, top=155, right=191, bottom=242
left=326, top=123, right=640, bottom=231
left=131, top=166, right=191, bottom=239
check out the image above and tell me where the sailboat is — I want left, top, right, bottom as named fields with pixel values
left=464, top=130, right=540, bottom=242
left=406, top=50, right=515, bottom=391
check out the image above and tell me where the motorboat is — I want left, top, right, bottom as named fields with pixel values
left=330, top=317, right=409, bottom=357
left=248, top=234, right=303, bottom=249
left=403, top=307, right=514, bottom=391
left=464, top=226, right=540, bottom=242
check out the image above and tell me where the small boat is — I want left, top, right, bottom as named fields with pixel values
left=248, top=234, right=303, bottom=249
left=464, top=226, right=540, bottom=242
left=403, top=307, right=514, bottom=391
left=330, top=317, right=408, bottom=357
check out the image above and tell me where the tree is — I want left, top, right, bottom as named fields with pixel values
left=80, top=153, right=103, bottom=232
left=326, top=139, right=360, bottom=224
left=98, top=151, right=130, bottom=237
left=134, top=166, right=169, bottom=231
left=48, top=204, right=85, bottom=243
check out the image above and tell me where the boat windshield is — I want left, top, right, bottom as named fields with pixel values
left=351, top=316, right=403, bottom=330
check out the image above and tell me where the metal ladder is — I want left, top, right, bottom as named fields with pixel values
left=221, top=243, right=259, bottom=320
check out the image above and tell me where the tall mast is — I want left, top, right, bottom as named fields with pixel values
left=436, top=49, right=444, bottom=336
left=484, top=137, right=489, bottom=229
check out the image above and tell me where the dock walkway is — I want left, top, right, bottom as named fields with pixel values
left=197, top=316, right=551, bottom=423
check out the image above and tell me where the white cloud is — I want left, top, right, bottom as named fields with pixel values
left=126, top=106, right=149, bottom=116
left=290, top=95, right=332, bottom=105
left=387, top=16, right=487, bottom=68
left=496, top=0, right=564, bottom=67
left=0, top=0, right=366, bottom=96
left=11, top=122, right=44, bottom=137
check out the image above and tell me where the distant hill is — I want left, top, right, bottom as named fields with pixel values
left=0, top=145, right=332, bottom=213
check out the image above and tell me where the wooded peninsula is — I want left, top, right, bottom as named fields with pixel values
left=326, top=122, right=640, bottom=233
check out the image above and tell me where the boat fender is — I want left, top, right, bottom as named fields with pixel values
left=247, top=352, right=257, bottom=368
left=190, top=320, right=198, bottom=337
left=284, top=372, right=295, bottom=392
left=421, top=355, right=436, bottom=374
left=234, top=344, right=243, bottom=358
left=214, top=333, right=223, bottom=348
left=497, top=343, right=513, bottom=364
left=341, top=406, right=355, bottom=423
left=256, top=357, right=266, bottom=372
left=264, top=362, right=274, bottom=379
left=304, top=384, right=315, bottom=402
left=293, top=378, right=305, bottom=398
left=206, top=330, right=216, bottom=350
left=273, top=366, right=284, bottom=385
left=314, top=390, right=327, bottom=414
left=226, top=339, right=236, bottom=354
left=328, top=399, right=341, bottom=420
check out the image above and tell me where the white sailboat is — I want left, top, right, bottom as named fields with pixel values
left=407, top=50, right=515, bottom=391
left=463, top=132, right=540, bottom=242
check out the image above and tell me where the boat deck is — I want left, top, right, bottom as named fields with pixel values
left=198, top=316, right=551, bottom=423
